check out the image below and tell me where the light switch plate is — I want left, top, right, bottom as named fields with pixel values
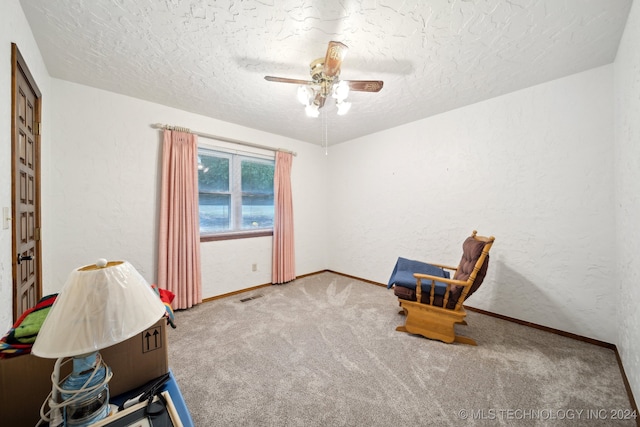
left=2, top=207, right=10, bottom=229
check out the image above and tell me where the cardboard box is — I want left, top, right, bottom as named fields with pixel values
left=0, top=319, right=168, bottom=427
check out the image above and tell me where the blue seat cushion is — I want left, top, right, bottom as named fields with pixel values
left=388, top=257, right=450, bottom=297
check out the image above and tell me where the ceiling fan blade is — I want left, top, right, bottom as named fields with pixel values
left=264, top=76, right=314, bottom=85
left=344, top=80, right=384, bottom=92
left=323, top=41, right=348, bottom=78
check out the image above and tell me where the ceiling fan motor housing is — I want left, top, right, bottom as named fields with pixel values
left=310, top=58, right=330, bottom=82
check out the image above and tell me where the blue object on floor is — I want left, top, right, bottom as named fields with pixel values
left=110, top=369, right=194, bottom=427
left=162, top=370, right=193, bottom=426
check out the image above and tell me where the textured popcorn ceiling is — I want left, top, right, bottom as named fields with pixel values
left=20, top=0, right=633, bottom=146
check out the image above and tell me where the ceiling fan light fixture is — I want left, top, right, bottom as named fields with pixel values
left=297, top=85, right=313, bottom=106
left=305, top=103, right=320, bottom=118
left=332, top=80, right=350, bottom=101
left=336, top=100, right=352, bottom=116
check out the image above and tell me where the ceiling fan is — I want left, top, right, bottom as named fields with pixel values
left=264, top=41, right=384, bottom=117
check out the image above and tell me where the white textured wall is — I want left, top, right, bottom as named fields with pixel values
left=49, top=79, right=327, bottom=299
left=327, top=65, right=616, bottom=343
left=614, top=0, right=640, bottom=406
left=0, top=0, right=51, bottom=331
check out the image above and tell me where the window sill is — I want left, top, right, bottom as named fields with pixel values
left=200, top=229, right=273, bottom=242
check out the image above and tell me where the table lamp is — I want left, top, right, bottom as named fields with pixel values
left=32, top=259, right=166, bottom=427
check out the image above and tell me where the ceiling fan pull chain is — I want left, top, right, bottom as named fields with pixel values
left=323, top=109, right=328, bottom=155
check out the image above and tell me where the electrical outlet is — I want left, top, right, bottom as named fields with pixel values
left=252, top=263, right=257, bottom=272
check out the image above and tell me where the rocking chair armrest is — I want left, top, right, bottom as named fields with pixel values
left=425, top=262, right=458, bottom=272
left=413, top=273, right=468, bottom=287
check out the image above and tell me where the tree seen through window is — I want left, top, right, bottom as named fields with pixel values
left=198, top=149, right=274, bottom=234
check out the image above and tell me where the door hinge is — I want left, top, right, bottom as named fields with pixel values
left=34, top=227, right=41, bottom=241
left=34, top=121, right=41, bottom=136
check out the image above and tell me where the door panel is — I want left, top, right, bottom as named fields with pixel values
left=12, top=43, right=42, bottom=321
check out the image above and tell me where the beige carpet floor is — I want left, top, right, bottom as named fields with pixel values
left=167, top=272, right=635, bottom=426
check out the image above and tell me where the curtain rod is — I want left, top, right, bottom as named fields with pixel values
left=151, top=123, right=297, bottom=156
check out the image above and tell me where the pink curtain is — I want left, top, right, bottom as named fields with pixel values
left=157, top=130, right=202, bottom=309
left=272, top=151, right=295, bottom=284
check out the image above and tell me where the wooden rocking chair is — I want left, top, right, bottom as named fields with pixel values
left=394, top=230, right=495, bottom=345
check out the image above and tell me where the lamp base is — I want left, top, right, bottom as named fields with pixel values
left=60, top=352, right=111, bottom=426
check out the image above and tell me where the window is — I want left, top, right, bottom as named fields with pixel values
left=198, top=148, right=274, bottom=239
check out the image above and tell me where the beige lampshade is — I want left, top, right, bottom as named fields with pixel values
left=32, top=260, right=166, bottom=358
